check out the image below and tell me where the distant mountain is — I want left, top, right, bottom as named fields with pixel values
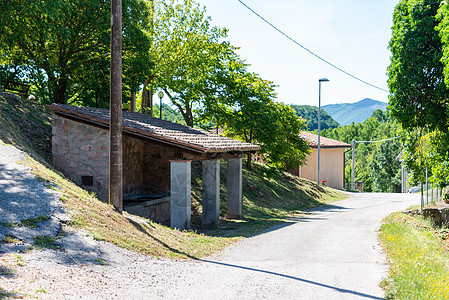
left=290, top=104, right=340, bottom=131
left=322, top=98, right=387, bottom=126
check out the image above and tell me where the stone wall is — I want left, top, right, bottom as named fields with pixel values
left=52, top=115, right=110, bottom=201
left=142, top=142, right=182, bottom=196
left=123, top=136, right=144, bottom=198
left=52, top=114, right=188, bottom=204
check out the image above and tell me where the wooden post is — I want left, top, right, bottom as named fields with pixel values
left=109, top=0, right=123, bottom=213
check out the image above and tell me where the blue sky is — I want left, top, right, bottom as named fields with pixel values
left=195, top=0, right=400, bottom=106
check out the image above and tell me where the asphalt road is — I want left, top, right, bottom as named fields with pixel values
left=171, top=192, right=420, bottom=300
left=6, top=191, right=419, bottom=299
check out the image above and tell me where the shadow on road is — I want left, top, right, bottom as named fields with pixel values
left=259, top=203, right=350, bottom=235
left=200, top=259, right=383, bottom=300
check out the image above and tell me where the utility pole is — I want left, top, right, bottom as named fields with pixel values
left=351, top=139, right=355, bottom=190
left=109, top=0, right=123, bottom=213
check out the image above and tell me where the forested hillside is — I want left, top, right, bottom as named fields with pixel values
left=321, top=109, right=401, bottom=192
left=290, top=105, right=340, bottom=131
left=323, top=98, right=387, bottom=126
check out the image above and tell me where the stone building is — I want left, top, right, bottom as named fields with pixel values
left=294, top=132, right=351, bottom=190
left=48, top=104, right=259, bottom=230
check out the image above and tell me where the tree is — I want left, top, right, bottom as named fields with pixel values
left=321, top=110, right=401, bottom=192
left=369, top=140, right=402, bottom=192
left=290, top=105, right=340, bottom=131
left=148, top=0, right=230, bottom=126
left=217, top=68, right=309, bottom=169
left=388, top=0, right=449, bottom=133
left=0, top=0, right=152, bottom=105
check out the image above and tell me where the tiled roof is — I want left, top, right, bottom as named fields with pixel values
left=300, top=131, right=351, bottom=148
left=48, top=104, right=260, bottom=153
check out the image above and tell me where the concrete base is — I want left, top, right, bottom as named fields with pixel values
left=170, top=160, right=191, bottom=230
left=227, top=158, right=242, bottom=218
left=202, top=160, right=220, bottom=226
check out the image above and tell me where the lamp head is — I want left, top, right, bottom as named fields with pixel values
left=319, top=78, right=329, bottom=82
left=158, top=91, right=164, bottom=99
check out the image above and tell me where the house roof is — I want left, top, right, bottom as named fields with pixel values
left=300, top=131, right=352, bottom=148
left=48, top=104, right=260, bottom=154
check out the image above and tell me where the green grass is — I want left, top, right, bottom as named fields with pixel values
left=379, top=212, right=449, bottom=299
left=33, top=235, right=59, bottom=250
left=1, top=235, right=20, bottom=244
left=24, top=154, right=346, bottom=259
left=0, top=93, right=52, bottom=163
left=21, top=215, right=49, bottom=228
left=0, top=215, right=49, bottom=229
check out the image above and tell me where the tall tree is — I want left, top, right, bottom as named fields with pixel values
left=388, top=0, right=449, bottom=132
left=0, top=0, right=151, bottom=105
left=149, top=0, right=229, bottom=126
left=216, top=67, right=309, bottom=169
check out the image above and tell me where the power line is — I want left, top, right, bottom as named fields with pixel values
left=236, top=0, right=389, bottom=93
left=355, top=136, right=400, bottom=144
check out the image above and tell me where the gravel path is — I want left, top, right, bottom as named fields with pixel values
left=0, top=144, right=68, bottom=252
left=0, top=144, right=419, bottom=299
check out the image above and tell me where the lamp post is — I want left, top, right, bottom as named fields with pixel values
left=158, top=91, right=164, bottom=119
left=317, top=78, right=329, bottom=185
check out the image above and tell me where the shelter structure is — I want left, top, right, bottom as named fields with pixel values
left=48, top=104, right=259, bottom=230
left=295, top=132, right=351, bottom=190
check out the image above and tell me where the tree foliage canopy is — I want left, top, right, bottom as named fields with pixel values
left=388, top=0, right=449, bottom=188
left=388, top=0, right=449, bottom=132
left=290, top=105, right=340, bottom=131
left=322, top=110, right=401, bottom=192
left=0, top=0, right=310, bottom=170
left=0, top=0, right=152, bottom=105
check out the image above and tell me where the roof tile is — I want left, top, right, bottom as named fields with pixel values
left=48, top=104, right=260, bottom=153
left=300, top=131, right=351, bottom=148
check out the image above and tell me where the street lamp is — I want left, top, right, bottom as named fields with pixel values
left=317, top=78, right=329, bottom=185
left=158, top=91, right=164, bottom=119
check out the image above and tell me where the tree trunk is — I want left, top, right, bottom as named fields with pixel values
left=130, top=91, right=136, bottom=112
left=245, top=128, right=253, bottom=169
left=246, top=152, right=252, bottom=169
left=52, top=83, right=68, bottom=104
left=47, top=71, right=68, bottom=104
left=164, top=88, right=194, bottom=127
left=149, top=85, right=153, bottom=116
left=141, top=80, right=149, bottom=114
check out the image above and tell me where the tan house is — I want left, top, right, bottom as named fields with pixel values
left=297, top=132, right=351, bottom=190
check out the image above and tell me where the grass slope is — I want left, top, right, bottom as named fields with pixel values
left=0, top=93, right=52, bottom=162
left=0, top=92, right=346, bottom=259
left=379, top=211, right=449, bottom=299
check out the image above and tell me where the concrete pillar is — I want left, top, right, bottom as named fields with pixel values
left=170, top=160, right=191, bottom=230
left=227, top=158, right=242, bottom=219
left=202, top=159, right=220, bottom=227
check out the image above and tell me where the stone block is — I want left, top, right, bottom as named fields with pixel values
left=423, top=206, right=449, bottom=226
left=170, top=160, right=191, bottom=230
left=202, top=160, right=220, bottom=227
left=227, top=158, right=243, bottom=219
